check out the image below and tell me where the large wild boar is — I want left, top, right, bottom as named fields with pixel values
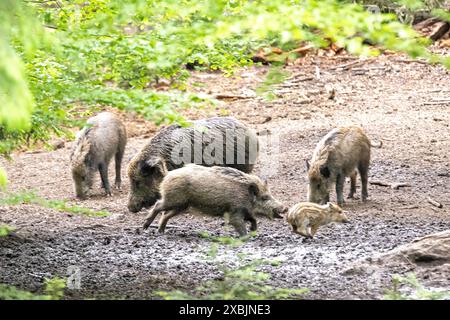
left=127, top=117, right=259, bottom=213
left=142, top=164, right=286, bottom=236
left=70, top=112, right=127, bottom=198
left=306, top=126, right=372, bottom=205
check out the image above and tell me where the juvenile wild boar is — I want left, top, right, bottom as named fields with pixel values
left=287, top=202, right=349, bottom=238
left=70, top=112, right=127, bottom=198
left=142, top=164, right=286, bottom=236
left=127, top=117, right=259, bottom=213
left=306, top=126, right=372, bottom=206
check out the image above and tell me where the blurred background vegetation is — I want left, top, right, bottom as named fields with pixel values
left=0, top=0, right=449, bottom=189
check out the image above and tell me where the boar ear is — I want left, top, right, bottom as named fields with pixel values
left=305, top=159, right=310, bottom=171
left=319, top=165, right=330, bottom=178
left=139, top=160, right=158, bottom=177
left=248, top=183, right=259, bottom=202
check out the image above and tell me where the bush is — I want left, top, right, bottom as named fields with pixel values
left=0, top=190, right=111, bottom=217
left=384, top=273, right=450, bottom=300
left=0, top=277, right=66, bottom=300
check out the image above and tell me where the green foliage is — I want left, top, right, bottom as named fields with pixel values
left=0, top=169, right=6, bottom=189
left=1, top=0, right=450, bottom=156
left=0, top=277, right=66, bottom=300
left=157, top=234, right=308, bottom=300
left=0, top=224, right=15, bottom=237
left=384, top=273, right=450, bottom=300
left=352, top=0, right=447, bottom=23
left=0, top=190, right=110, bottom=217
left=256, top=67, right=290, bottom=101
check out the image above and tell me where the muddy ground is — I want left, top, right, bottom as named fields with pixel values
left=1, top=52, right=449, bottom=299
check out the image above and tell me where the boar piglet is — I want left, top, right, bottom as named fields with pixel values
left=287, top=202, right=349, bottom=238
left=142, top=164, right=286, bottom=237
left=306, top=126, right=371, bottom=206
left=70, top=112, right=127, bottom=198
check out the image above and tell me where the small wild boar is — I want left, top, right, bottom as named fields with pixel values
left=70, top=112, right=127, bottom=198
left=127, top=117, right=259, bottom=213
left=142, top=164, right=286, bottom=236
left=287, top=202, right=349, bottom=238
left=306, top=126, right=373, bottom=205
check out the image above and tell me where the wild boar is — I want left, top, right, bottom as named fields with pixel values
left=127, top=117, right=259, bottom=213
left=70, top=112, right=127, bottom=198
left=306, top=126, right=372, bottom=205
left=287, top=202, right=349, bottom=238
left=142, top=164, right=286, bottom=236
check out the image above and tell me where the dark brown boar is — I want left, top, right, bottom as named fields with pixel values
left=127, top=117, right=259, bottom=213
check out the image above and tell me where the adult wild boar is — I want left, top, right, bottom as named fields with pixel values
left=306, top=126, right=374, bottom=205
left=127, top=117, right=259, bottom=213
left=70, top=112, right=127, bottom=198
left=142, top=164, right=286, bottom=236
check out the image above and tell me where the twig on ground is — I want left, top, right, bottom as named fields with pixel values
left=214, top=94, right=255, bottom=100
left=394, top=58, right=429, bottom=65
left=427, top=197, right=443, bottom=208
left=144, top=224, right=183, bottom=229
left=330, top=58, right=374, bottom=71
left=369, top=180, right=410, bottom=190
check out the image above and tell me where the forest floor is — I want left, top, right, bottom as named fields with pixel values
left=1, top=51, right=450, bottom=299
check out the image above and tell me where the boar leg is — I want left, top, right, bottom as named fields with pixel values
left=98, top=163, right=111, bottom=196
left=348, top=171, right=357, bottom=199
left=157, top=209, right=183, bottom=233
left=229, top=209, right=248, bottom=237
left=358, top=162, right=369, bottom=202
left=115, top=150, right=124, bottom=189
left=310, top=224, right=320, bottom=238
left=335, top=174, right=345, bottom=205
left=246, top=216, right=258, bottom=232
left=143, top=200, right=166, bottom=229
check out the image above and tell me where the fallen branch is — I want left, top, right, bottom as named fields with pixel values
left=330, top=59, right=373, bottom=71
left=214, top=94, right=255, bottom=100
left=422, top=100, right=450, bottom=106
left=398, top=205, right=419, bottom=210
left=288, top=44, right=314, bottom=55
left=279, top=77, right=314, bottom=87
left=369, top=180, right=410, bottom=190
left=394, top=58, right=429, bottom=65
left=144, top=224, right=183, bottom=230
left=427, top=197, right=443, bottom=208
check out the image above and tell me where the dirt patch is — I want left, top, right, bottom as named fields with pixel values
left=1, top=52, right=450, bottom=299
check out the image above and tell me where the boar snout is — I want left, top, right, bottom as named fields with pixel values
left=128, top=202, right=142, bottom=213
left=127, top=196, right=158, bottom=213
left=273, top=206, right=288, bottom=219
left=341, top=212, right=350, bottom=223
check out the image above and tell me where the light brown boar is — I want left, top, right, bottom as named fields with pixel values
left=287, top=202, right=349, bottom=238
left=306, top=126, right=372, bottom=205
left=127, top=117, right=259, bottom=213
left=142, top=164, right=286, bottom=237
left=70, top=112, right=127, bottom=198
